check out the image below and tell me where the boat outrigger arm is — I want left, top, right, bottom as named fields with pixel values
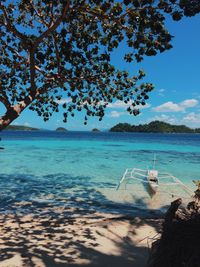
left=116, top=168, right=193, bottom=196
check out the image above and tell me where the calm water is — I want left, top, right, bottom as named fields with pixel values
left=0, top=131, right=200, bottom=216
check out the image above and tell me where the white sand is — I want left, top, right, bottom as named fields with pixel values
left=0, top=209, right=161, bottom=267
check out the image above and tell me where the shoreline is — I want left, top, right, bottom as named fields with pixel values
left=0, top=207, right=162, bottom=267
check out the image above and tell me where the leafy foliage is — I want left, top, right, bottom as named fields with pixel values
left=110, top=120, right=200, bottom=133
left=0, top=0, right=200, bottom=129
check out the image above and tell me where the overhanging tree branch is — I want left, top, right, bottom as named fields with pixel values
left=0, top=4, right=27, bottom=43
left=0, top=91, right=11, bottom=110
left=34, top=0, right=70, bottom=48
left=0, top=0, right=199, bottom=130
left=29, top=49, right=36, bottom=91
left=0, top=92, right=39, bottom=130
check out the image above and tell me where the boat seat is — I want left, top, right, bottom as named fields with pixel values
left=149, top=178, right=158, bottom=182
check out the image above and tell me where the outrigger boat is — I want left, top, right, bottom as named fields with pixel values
left=147, top=170, right=159, bottom=194
left=116, top=155, right=192, bottom=197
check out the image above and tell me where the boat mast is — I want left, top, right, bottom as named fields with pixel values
left=153, top=154, right=156, bottom=169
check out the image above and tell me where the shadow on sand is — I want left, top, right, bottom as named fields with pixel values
left=0, top=173, right=164, bottom=267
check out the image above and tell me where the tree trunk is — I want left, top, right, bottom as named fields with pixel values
left=147, top=198, right=200, bottom=267
left=0, top=108, right=21, bottom=130
left=0, top=95, right=35, bottom=130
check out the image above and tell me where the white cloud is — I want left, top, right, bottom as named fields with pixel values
left=182, top=112, right=200, bottom=124
left=55, top=99, right=151, bottom=112
left=153, top=99, right=198, bottom=113
left=107, top=101, right=126, bottom=109
left=55, top=98, right=71, bottom=105
left=109, top=111, right=125, bottom=118
left=153, top=102, right=184, bottom=112
left=56, top=98, right=106, bottom=108
left=24, top=122, right=31, bottom=127
left=180, top=99, right=198, bottom=108
left=12, top=122, right=19, bottom=126
left=158, top=88, right=165, bottom=96
left=108, top=100, right=151, bottom=110
left=149, top=112, right=200, bottom=128
left=149, top=114, right=177, bottom=124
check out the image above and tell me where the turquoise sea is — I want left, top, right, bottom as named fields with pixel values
left=1, top=131, right=200, bottom=216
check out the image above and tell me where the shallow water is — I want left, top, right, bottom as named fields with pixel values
left=0, top=131, right=199, bottom=215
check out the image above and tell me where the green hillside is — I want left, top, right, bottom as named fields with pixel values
left=110, top=121, right=198, bottom=133
left=5, top=125, right=39, bottom=131
left=55, top=127, right=68, bottom=132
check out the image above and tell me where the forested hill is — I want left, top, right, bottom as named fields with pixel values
left=5, top=125, right=39, bottom=131
left=110, top=121, right=200, bottom=133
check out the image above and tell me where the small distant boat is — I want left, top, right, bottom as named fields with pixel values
left=116, top=155, right=192, bottom=197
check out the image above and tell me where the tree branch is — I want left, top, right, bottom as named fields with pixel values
left=52, top=34, right=61, bottom=75
left=0, top=39, right=27, bottom=63
left=0, top=91, right=11, bottom=110
left=0, top=4, right=27, bottom=43
left=0, top=92, right=39, bottom=130
left=29, top=49, right=36, bottom=91
left=34, top=0, right=70, bottom=48
left=29, top=1, right=50, bottom=28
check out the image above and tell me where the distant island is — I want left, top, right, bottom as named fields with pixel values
left=92, top=128, right=100, bottom=132
left=5, top=125, right=39, bottom=131
left=110, top=121, right=200, bottom=133
left=55, top=127, right=68, bottom=132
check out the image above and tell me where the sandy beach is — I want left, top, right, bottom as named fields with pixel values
left=0, top=205, right=162, bottom=267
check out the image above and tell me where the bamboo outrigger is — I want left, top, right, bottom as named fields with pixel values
left=116, top=155, right=193, bottom=197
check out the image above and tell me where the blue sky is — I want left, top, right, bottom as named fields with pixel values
left=1, top=14, right=200, bottom=130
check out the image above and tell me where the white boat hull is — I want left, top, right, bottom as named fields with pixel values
left=147, top=170, right=158, bottom=195
left=148, top=181, right=159, bottom=194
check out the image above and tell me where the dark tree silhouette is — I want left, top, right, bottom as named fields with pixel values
left=0, top=0, right=200, bottom=129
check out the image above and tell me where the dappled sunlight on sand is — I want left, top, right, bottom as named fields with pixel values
left=0, top=205, right=161, bottom=267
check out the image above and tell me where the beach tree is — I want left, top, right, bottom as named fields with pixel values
left=0, top=0, right=200, bottom=130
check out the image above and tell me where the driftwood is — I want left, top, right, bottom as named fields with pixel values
left=147, top=198, right=200, bottom=267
